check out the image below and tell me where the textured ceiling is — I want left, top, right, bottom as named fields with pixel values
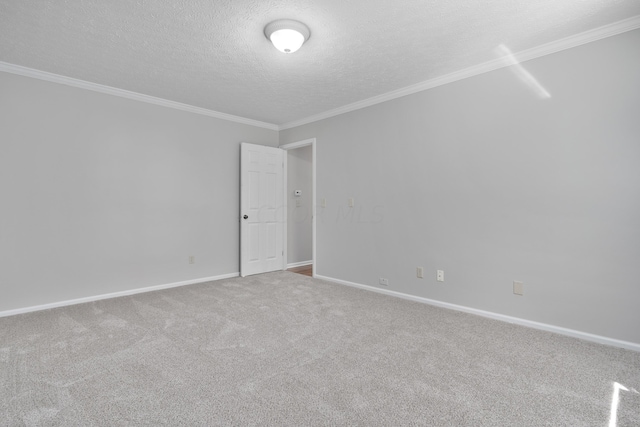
left=1, top=0, right=640, bottom=126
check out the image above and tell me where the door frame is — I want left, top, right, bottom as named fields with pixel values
left=280, top=138, right=316, bottom=277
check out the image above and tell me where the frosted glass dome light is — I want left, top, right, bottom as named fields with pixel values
left=264, top=20, right=310, bottom=54
left=270, top=29, right=305, bottom=53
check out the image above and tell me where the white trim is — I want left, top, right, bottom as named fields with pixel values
left=3, top=16, right=638, bottom=132
left=280, top=138, right=317, bottom=277
left=0, top=61, right=279, bottom=131
left=282, top=150, right=288, bottom=271
left=279, top=15, right=640, bottom=130
left=315, top=274, right=640, bottom=353
left=280, top=138, right=317, bottom=150
left=0, top=272, right=239, bottom=318
left=312, top=140, right=317, bottom=277
left=287, top=260, right=313, bottom=269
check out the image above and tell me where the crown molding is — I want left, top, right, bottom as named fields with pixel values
left=279, top=15, right=640, bottom=130
left=2, top=15, right=639, bottom=132
left=0, top=61, right=279, bottom=131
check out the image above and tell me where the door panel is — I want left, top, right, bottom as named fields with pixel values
left=240, top=143, right=285, bottom=277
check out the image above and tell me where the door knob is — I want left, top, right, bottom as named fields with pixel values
left=243, top=215, right=248, bottom=219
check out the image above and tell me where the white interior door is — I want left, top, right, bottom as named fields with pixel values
left=240, top=143, right=285, bottom=277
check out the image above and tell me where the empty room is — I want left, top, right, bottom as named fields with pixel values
left=1, top=1, right=639, bottom=425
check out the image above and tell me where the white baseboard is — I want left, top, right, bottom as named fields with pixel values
left=0, top=272, right=239, bottom=318
left=314, top=274, right=640, bottom=353
left=287, top=260, right=313, bottom=269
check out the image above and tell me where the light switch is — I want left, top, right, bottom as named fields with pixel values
left=348, top=197, right=355, bottom=208
left=513, top=281, right=524, bottom=296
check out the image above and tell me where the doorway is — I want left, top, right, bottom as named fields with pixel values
left=281, top=138, right=316, bottom=277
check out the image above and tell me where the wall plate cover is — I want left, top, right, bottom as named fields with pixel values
left=513, top=281, right=524, bottom=296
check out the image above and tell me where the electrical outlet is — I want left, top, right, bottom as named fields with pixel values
left=379, top=277, right=389, bottom=286
left=348, top=197, right=355, bottom=208
left=437, top=270, right=444, bottom=282
left=513, top=281, right=524, bottom=296
left=417, top=267, right=424, bottom=278
left=189, top=255, right=195, bottom=264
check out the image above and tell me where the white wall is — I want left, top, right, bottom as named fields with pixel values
left=0, top=72, right=278, bottom=312
left=280, top=29, right=640, bottom=344
left=287, top=145, right=313, bottom=265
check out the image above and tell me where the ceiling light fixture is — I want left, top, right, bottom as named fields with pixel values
left=264, top=19, right=310, bottom=54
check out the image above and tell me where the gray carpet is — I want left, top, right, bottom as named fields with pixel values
left=1, top=271, right=639, bottom=426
